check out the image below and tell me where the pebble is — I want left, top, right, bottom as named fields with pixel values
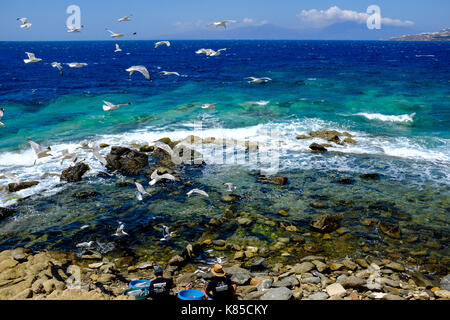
left=308, top=292, right=329, bottom=300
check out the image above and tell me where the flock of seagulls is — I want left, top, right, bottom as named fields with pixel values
left=6, top=14, right=264, bottom=251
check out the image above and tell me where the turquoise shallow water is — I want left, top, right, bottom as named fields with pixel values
left=0, top=41, right=448, bottom=265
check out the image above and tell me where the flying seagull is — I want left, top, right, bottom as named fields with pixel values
left=118, top=15, right=133, bottom=22
left=76, top=241, right=94, bottom=249
left=90, top=145, right=108, bottom=166
left=102, top=101, right=132, bottom=112
left=67, top=62, right=88, bottom=68
left=114, top=43, right=122, bottom=52
left=51, top=62, right=63, bottom=76
left=126, top=66, right=152, bottom=81
left=154, top=41, right=171, bottom=50
left=149, top=169, right=179, bottom=186
left=224, top=183, right=236, bottom=192
left=113, top=221, right=129, bottom=237
left=59, top=149, right=78, bottom=165
left=0, top=171, right=21, bottom=184
left=135, top=181, right=150, bottom=201
left=24, top=52, right=42, bottom=64
left=106, top=29, right=136, bottom=38
left=0, top=108, right=5, bottom=128
left=201, top=103, right=216, bottom=110
left=160, top=225, right=174, bottom=241
left=28, top=139, right=52, bottom=165
left=160, top=71, right=180, bottom=77
left=67, top=25, right=84, bottom=33
left=246, top=77, right=272, bottom=84
left=196, top=48, right=226, bottom=58
left=187, top=189, right=209, bottom=198
left=207, top=20, right=237, bottom=29
left=17, top=18, right=32, bottom=29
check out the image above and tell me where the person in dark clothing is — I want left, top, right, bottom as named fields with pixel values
left=148, top=266, right=176, bottom=301
left=204, top=264, right=237, bottom=301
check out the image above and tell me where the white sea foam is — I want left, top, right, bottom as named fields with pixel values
left=354, top=112, right=416, bottom=123
left=1, top=118, right=449, bottom=206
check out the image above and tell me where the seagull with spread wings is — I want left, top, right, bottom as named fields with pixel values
left=17, top=18, right=32, bottom=29
left=0, top=108, right=5, bottom=128
left=126, top=66, right=152, bottom=81
left=28, top=139, right=52, bottom=165
left=24, top=52, right=42, bottom=64
left=102, top=101, right=132, bottom=112
left=154, top=41, right=171, bottom=50
left=51, top=62, right=63, bottom=76
left=207, top=20, right=237, bottom=29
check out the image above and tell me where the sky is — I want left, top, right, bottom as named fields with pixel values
left=0, top=0, right=449, bottom=41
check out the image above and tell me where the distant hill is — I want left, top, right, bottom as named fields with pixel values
left=388, top=28, right=450, bottom=41
left=159, top=22, right=417, bottom=40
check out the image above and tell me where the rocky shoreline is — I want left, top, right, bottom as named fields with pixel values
left=0, top=246, right=449, bottom=300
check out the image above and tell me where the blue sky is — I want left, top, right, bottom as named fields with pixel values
left=1, top=0, right=449, bottom=40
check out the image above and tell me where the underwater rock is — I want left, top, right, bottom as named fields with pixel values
left=0, top=207, right=16, bottom=221
left=258, top=175, right=288, bottom=185
left=8, top=181, right=39, bottom=192
left=309, top=143, right=327, bottom=152
left=336, top=177, right=355, bottom=185
left=106, top=147, right=148, bottom=175
left=310, top=214, right=343, bottom=233
left=360, top=173, right=380, bottom=180
left=61, top=163, right=90, bottom=182
left=73, top=191, right=100, bottom=199
left=379, top=221, right=402, bottom=239
left=221, top=194, right=240, bottom=203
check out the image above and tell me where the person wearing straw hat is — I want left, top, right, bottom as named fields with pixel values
left=204, top=264, right=237, bottom=301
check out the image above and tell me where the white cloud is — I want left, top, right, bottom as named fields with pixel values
left=297, top=6, right=414, bottom=28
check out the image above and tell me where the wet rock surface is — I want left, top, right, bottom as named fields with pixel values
left=61, top=163, right=90, bottom=182
left=106, top=147, right=148, bottom=175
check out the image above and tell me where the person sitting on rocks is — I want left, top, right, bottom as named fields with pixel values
left=148, top=266, right=176, bottom=301
left=204, top=264, right=237, bottom=301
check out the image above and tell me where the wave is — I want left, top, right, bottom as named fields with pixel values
left=354, top=112, right=416, bottom=123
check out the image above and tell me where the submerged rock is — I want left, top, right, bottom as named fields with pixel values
left=61, top=163, right=90, bottom=182
left=257, top=175, right=288, bottom=185
left=8, top=181, right=39, bottom=192
left=309, top=143, right=327, bottom=152
left=106, top=147, right=148, bottom=175
left=379, top=221, right=402, bottom=239
left=0, top=207, right=16, bottom=221
left=360, top=173, right=380, bottom=180
left=73, top=191, right=100, bottom=199
left=310, top=214, right=343, bottom=233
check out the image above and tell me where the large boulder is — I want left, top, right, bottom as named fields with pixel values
left=310, top=214, right=343, bottom=233
left=8, top=181, right=39, bottom=192
left=106, top=147, right=148, bottom=175
left=61, top=163, right=90, bottom=182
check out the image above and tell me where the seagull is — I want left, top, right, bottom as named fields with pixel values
left=246, top=77, right=272, bottom=84
left=77, top=140, right=95, bottom=151
left=160, top=225, right=174, bottom=241
left=207, top=20, right=237, bottom=29
left=28, top=139, right=52, bottom=165
left=160, top=71, right=180, bottom=77
left=248, top=100, right=270, bottom=106
left=153, top=141, right=175, bottom=157
left=0, top=171, right=21, bottom=184
left=51, top=62, right=63, bottom=76
left=196, top=48, right=226, bottom=58
left=113, top=221, right=129, bottom=237
left=17, top=18, right=32, bottom=29
left=126, top=66, right=152, bottom=81
left=102, top=101, right=131, bottom=112
left=224, top=183, right=236, bottom=192
left=106, top=29, right=136, bottom=38
left=76, top=241, right=94, bottom=249
left=80, top=225, right=89, bottom=230
left=59, top=149, right=78, bottom=165
left=67, top=25, right=84, bottom=33
left=24, top=52, right=42, bottom=64
left=114, top=43, right=122, bottom=52
left=0, top=108, right=5, bottom=128
left=118, top=15, right=133, bottom=22
left=154, top=41, right=171, bottom=50
left=90, top=145, right=108, bottom=166
left=67, top=62, right=88, bottom=68
left=149, top=169, right=179, bottom=186
left=135, top=181, right=150, bottom=201
left=201, top=103, right=216, bottom=110
left=187, top=189, right=209, bottom=198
